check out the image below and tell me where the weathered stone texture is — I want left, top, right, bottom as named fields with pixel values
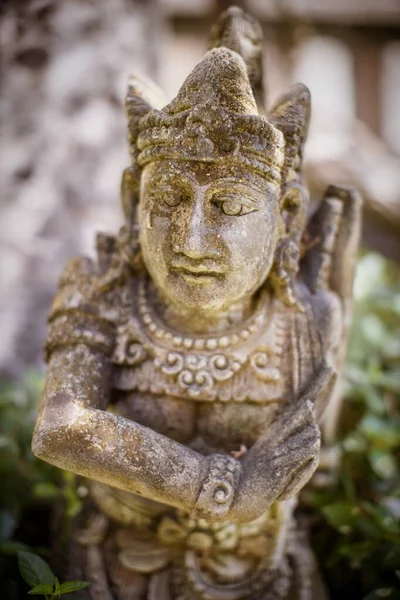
left=0, top=0, right=160, bottom=375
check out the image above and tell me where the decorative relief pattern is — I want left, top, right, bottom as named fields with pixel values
left=250, top=350, right=281, bottom=383
left=112, top=321, right=148, bottom=366
left=111, top=276, right=287, bottom=403
left=192, top=453, right=241, bottom=520
left=155, top=352, right=244, bottom=397
left=137, top=278, right=268, bottom=351
left=73, top=482, right=299, bottom=600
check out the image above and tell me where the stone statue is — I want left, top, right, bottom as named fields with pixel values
left=32, top=7, right=361, bottom=599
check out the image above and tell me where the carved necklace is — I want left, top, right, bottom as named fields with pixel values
left=137, top=277, right=269, bottom=352
left=113, top=276, right=286, bottom=401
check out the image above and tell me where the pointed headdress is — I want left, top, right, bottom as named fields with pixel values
left=128, top=48, right=286, bottom=184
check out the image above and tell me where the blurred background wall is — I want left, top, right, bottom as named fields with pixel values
left=1, top=0, right=400, bottom=377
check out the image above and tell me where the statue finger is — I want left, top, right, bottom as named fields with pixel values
left=271, top=424, right=321, bottom=499
left=277, top=453, right=320, bottom=500
left=299, top=364, right=337, bottom=420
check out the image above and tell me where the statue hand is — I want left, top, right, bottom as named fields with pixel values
left=270, top=364, right=336, bottom=500
left=301, top=185, right=362, bottom=307
left=226, top=365, right=336, bottom=522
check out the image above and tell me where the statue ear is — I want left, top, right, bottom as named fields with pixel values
left=269, top=83, right=311, bottom=183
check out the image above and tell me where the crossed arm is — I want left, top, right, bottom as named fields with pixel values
left=32, top=344, right=206, bottom=515
left=32, top=343, right=333, bottom=523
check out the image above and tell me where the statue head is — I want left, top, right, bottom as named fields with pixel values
left=123, top=47, right=311, bottom=313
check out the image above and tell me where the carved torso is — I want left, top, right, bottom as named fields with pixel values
left=111, top=275, right=323, bottom=454
left=45, top=246, right=326, bottom=598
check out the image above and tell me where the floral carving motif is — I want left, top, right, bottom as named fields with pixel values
left=113, top=322, right=148, bottom=366
left=250, top=351, right=281, bottom=383
left=155, top=351, right=244, bottom=397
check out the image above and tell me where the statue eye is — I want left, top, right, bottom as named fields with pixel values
left=163, top=190, right=182, bottom=208
left=217, top=196, right=258, bottom=216
left=221, top=199, right=243, bottom=216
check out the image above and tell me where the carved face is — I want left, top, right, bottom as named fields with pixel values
left=139, top=160, right=283, bottom=312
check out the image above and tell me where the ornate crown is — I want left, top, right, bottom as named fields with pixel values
left=133, top=48, right=285, bottom=183
left=126, top=45, right=311, bottom=188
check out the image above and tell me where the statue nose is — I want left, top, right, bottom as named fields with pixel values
left=173, top=197, right=210, bottom=260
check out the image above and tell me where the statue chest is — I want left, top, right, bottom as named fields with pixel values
left=112, top=390, right=282, bottom=452
left=112, top=280, right=294, bottom=402
left=109, top=280, right=323, bottom=451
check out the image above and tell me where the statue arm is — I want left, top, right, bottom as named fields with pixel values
left=301, top=185, right=362, bottom=441
left=32, top=254, right=210, bottom=512
left=32, top=254, right=244, bottom=520
left=32, top=343, right=207, bottom=511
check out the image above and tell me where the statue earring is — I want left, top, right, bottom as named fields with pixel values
left=269, top=183, right=307, bottom=310
left=270, top=238, right=302, bottom=309
left=116, top=167, right=143, bottom=269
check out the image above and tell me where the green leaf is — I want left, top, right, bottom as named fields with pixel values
left=18, top=551, right=55, bottom=588
left=360, top=501, right=400, bottom=533
left=370, top=371, right=400, bottom=392
left=359, top=415, right=400, bottom=450
left=360, top=315, right=387, bottom=348
left=383, top=544, right=400, bottom=567
left=337, top=540, right=374, bottom=561
left=342, top=432, right=368, bottom=454
left=28, top=583, right=54, bottom=595
left=322, top=501, right=358, bottom=533
left=33, top=482, right=61, bottom=500
left=0, top=434, right=19, bottom=454
left=0, top=540, right=31, bottom=555
left=364, top=385, right=386, bottom=414
left=369, top=450, right=398, bottom=480
left=59, top=580, right=90, bottom=594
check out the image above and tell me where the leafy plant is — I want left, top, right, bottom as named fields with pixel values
left=0, top=371, right=82, bottom=599
left=18, top=551, right=88, bottom=599
left=0, top=371, right=56, bottom=539
left=310, top=252, right=400, bottom=599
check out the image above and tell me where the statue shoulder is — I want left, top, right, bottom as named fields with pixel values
left=45, top=232, right=140, bottom=361
left=49, top=255, right=98, bottom=317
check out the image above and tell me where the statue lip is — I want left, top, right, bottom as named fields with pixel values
left=171, top=264, right=224, bottom=279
